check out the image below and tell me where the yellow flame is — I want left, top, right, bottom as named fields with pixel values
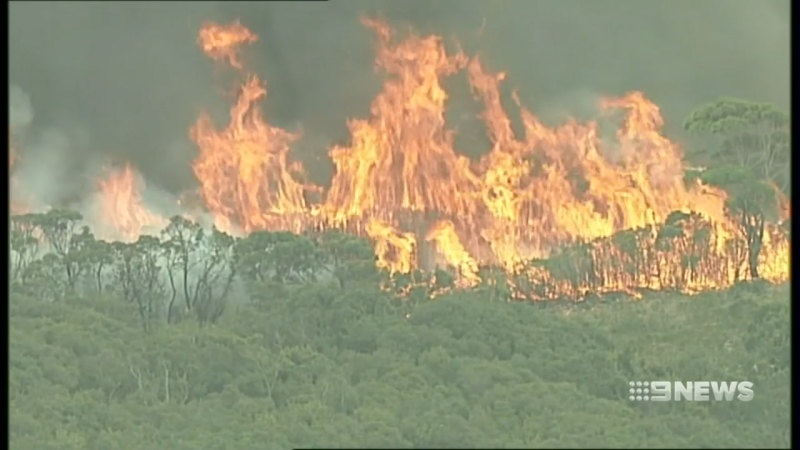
left=96, top=164, right=167, bottom=242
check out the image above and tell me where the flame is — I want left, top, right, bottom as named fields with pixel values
left=192, top=21, right=316, bottom=235
left=5, top=18, right=788, bottom=300
left=365, top=218, right=417, bottom=274
left=191, top=75, right=315, bottom=234
left=470, top=59, right=734, bottom=260
left=197, top=21, right=258, bottom=69
left=324, top=18, right=478, bottom=227
left=771, top=181, right=791, bottom=221
left=187, top=18, right=788, bottom=299
left=96, top=164, right=167, bottom=242
left=425, top=219, right=480, bottom=287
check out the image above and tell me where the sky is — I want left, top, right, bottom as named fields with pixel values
left=9, top=0, right=791, bottom=204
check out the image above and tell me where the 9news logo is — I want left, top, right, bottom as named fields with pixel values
left=628, top=380, right=754, bottom=402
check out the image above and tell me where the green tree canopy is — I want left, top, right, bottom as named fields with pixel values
left=684, top=98, right=790, bottom=193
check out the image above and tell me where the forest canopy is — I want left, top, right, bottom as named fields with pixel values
left=9, top=278, right=791, bottom=448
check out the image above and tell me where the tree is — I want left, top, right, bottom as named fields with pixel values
left=653, top=211, right=714, bottom=288
left=315, top=230, right=378, bottom=289
left=684, top=98, right=790, bottom=192
left=269, top=232, right=324, bottom=284
left=161, top=215, right=203, bottom=315
left=111, top=235, right=166, bottom=332
left=35, top=209, right=82, bottom=256
left=34, top=209, right=84, bottom=290
left=21, top=253, right=67, bottom=300
left=233, top=231, right=273, bottom=284
left=8, top=272, right=792, bottom=448
left=63, top=226, right=96, bottom=292
left=10, top=213, right=43, bottom=282
left=80, top=237, right=114, bottom=294
left=235, top=231, right=323, bottom=285
left=192, top=227, right=236, bottom=324
left=160, top=216, right=236, bottom=324
left=700, top=165, right=779, bottom=279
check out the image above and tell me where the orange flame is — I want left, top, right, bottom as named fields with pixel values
left=190, top=75, right=315, bottom=234
left=197, top=21, right=258, bottom=69
left=189, top=19, right=789, bottom=299
left=365, top=218, right=417, bottom=274
left=96, top=164, right=167, bottom=242
left=324, top=18, right=478, bottom=226
left=425, top=219, right=481, bottom=287
left=192, top=20, right=316, bottom=235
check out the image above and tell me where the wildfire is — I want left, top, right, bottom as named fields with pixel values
left=4, top=17, right=790, bottom=301
left=187, top=18, right=789, bottom=299
left=191, top=21, right=316, bottom=235
left=365, top=218, right=417, bottom=274
left=324, top=18, right=479, bottom=227
left=425, top=219, right=481, bottom=287
left=95, top=164, right=167, bottom=242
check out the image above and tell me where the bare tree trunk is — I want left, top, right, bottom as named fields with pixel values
left=183, top=257, right=192, bottom=311
left=96, top=263, right=104, bottom=293
left=166, top=263, right=178, bottom=324
left=742, top=212, right=764, bottom=280
left=163, top=361, right=170, bottom=403
left=179, top=371, right=190, bottom=404
left=128, top=359, right=143, bottom=392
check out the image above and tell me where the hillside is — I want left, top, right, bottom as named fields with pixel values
left=9, top=281, right=790, bottom=449
left=8, top=5, right=791, bottom=450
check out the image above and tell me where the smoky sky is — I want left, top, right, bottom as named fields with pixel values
left=9, top=0, right=790, bottom=201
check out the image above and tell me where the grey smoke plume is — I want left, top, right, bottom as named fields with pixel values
left=9, top=0, right=790, bottom=203
left=9, top=85, right=33, bottom=129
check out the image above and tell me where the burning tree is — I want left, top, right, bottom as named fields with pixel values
left=182, top=19, right=789, bottom=300
left=698, top=165, right=782, bottom=280
left=7, top=19, right=790, bottom=308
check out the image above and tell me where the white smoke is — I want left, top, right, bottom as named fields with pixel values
left=9, top=84, right=33, bottom=129
left=14, top=128, right=76, bottom=211
left=536, top=87, right=605, bottom=127
left=10, top=84, right=102, bottom=216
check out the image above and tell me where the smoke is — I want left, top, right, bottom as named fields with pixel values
left=9, top=1, right=789, bottom=196
left=537, top=88, right=605, bottom=126
left=9, top=85, right=33, bottom=129
left=10, top=85, right=75, bottom=210
left=13, top=128, right=74, bottom=209
left=9, top=82, right=181, bottom=233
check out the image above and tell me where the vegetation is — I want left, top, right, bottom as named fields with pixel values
left=683, top=98, right=791, bottom=194
left=10, top=204, right=788, bottom=316
left=9, top=276, right=790, bottom=448
left=9, top=96, right=790, bottom=448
